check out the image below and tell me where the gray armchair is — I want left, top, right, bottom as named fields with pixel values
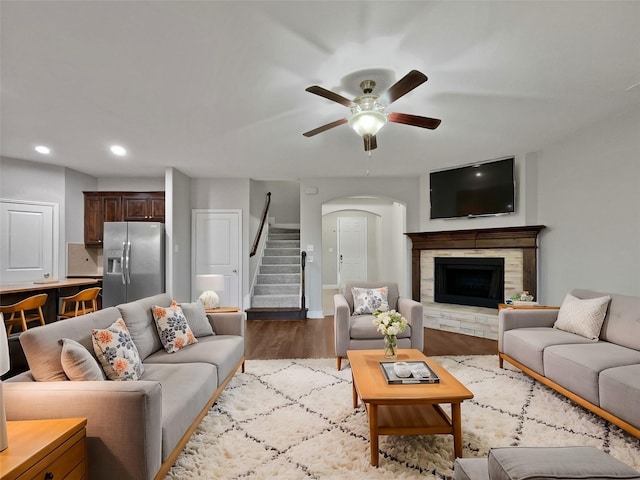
left=334, top=281, right=424, bottom=370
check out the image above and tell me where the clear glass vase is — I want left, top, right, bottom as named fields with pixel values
left=384, top=334, right=397, bottom=359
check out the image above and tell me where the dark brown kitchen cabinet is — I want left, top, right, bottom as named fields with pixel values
left=122, top=192, right=165, bottom=221
left=84, top=192, right=123, bottom=246
left=83, top=191, right=164, bottom=246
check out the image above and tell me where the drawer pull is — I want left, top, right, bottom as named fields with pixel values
left=45, top=473, right=54, bottom=479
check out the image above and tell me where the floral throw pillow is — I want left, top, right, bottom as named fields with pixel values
left=92, top=318, right=144, bottom=381
left=152, top=301, right=197, bottom=353
left=352, top=286, right=390, bottom=315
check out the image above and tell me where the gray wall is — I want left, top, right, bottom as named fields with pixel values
left=190, top=178, right=251, bottom=308
left=165, top=167, right=192, bottom=302
left=537, top=106, right=640, bottom=303
left=418, top=154, right=532, bottom=231
left=64, top=168, right=97, bottom=245
left=322, top=209, right=381, bottom=287
left=97, top=177, right=164, bottom=191
left=263, top=180, right=300, bottom=225
left=1, top=157, right=68, bottom=278
left=4, top=103, right=639, bottom=314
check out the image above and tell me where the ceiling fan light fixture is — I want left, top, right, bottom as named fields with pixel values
left=348, top=110, right=387, bottom=137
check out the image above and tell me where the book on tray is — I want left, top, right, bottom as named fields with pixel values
left=379, top=361, right=440, bottom=384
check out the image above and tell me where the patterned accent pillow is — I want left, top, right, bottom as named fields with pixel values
left=553, top=293, right=611, bottom=340
left=352, top=286, right=390, bottom=315
left=60, top=338, right=105, bottom=381
left=152, top=301, right=197, bottom=353
left=92, top=318, right=144, bottom=380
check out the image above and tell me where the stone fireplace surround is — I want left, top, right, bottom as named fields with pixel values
left=406, top=226, right=545, bottom=339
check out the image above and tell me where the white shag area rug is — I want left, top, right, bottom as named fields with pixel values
left=165, top=356, right=640, bottom=479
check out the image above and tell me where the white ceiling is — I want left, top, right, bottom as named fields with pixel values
left=1, top=1, right=639, bottom=180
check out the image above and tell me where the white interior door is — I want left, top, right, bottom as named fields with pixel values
left=337, top=216, right=367, bottom=285
left=0, top=199, right=58, bottom=283
left=192, top=209, right=242, bottom=308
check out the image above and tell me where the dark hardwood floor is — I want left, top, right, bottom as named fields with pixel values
left=246, top=316, right=497, bottom=360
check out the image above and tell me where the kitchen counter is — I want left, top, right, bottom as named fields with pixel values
left=0, top=277, right=99, bottom=295
left=0, top=278, right=101, bottom=326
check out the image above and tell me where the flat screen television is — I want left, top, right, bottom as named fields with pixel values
left=430, top=156, right=515, bottom=219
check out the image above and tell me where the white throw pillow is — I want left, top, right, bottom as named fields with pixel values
left=352, top=286, right=389, bottom=315
left=553, top=293, right=611, bottom=340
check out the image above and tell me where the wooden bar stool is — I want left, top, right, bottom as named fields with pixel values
left=0, top=293, right=48, bottom=334
left=57, top=287, right=101, bottom=320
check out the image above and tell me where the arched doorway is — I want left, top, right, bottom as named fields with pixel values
left=321, top=196, right=407, bottom=315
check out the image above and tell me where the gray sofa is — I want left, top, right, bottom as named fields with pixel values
left=4, top=293, right=245, bottom=480
left=498, top=289, right=640, bottom=439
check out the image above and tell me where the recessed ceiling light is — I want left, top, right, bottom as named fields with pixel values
left=110, top=145, right=127, bottom=156
left=35, top=145, right=51, bottom=154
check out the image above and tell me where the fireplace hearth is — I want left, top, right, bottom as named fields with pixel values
left=434, top=257, right=504, bottom=309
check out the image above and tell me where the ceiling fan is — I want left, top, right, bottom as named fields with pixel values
left=303, top=70, right=441, bottom=152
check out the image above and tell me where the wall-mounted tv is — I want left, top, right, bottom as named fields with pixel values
left=430, top=156, right=515, bottom=219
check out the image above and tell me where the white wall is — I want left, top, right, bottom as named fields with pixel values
left=300, top=176, right=420, bottom=317
left=537, top=106, right=640, bottom=304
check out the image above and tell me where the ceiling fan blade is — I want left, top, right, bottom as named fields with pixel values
left=303, top=118, right=348, bottom=137
left=388, top=112, right=441, bottom=129
left=379, top=70, right=428, bottom=105
left=363, top=134, right=377, bottom=151
left=305, top=86, right=354, bottom=107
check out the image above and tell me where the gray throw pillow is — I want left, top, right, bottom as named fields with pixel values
left=488, top=446, right=640, bottom=480
left=180, top=301, right=215, bottom=337
left=60, top=338, right=105, bottom=381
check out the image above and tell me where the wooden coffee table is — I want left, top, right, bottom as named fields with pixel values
left=347, top=349, right=474, bottom=467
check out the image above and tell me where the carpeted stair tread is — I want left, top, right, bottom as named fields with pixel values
left=251, top=227, right=304, bottom=316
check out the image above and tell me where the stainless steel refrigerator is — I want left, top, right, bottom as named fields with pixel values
left=102, top=222, right=165, bottom=307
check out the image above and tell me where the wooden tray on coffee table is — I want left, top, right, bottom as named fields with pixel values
left=346, top=349, right=473, bottom=467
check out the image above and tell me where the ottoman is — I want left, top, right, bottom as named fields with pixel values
left=454, top=446, right=640, bottom=480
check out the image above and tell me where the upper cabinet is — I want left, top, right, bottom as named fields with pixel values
left=122, top=192, right=165, bottom=221
left=84, top=191, right=165, bottom=246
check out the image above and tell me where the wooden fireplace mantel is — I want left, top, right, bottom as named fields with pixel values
left=405, top=225, right=546, bottom=302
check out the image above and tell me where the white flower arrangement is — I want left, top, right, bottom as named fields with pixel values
left=510, top=291, right=534, bottom=302
left=372, top=309, right=408, bottom=337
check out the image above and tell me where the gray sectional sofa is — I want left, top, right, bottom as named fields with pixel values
left=498, top=289, right=640, bottom=439
left=4, top=293, right=245, bottom=480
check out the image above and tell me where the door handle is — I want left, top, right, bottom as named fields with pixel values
left=121, top=242, right=126, bottom=285
left=125, top=241, right=131, bottom=284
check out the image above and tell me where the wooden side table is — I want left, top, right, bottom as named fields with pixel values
left=498, top=303, right=559, bottom=311
left=205, top=307, right=239, bottom=313
left=1, top=418, right=87, bottom=480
